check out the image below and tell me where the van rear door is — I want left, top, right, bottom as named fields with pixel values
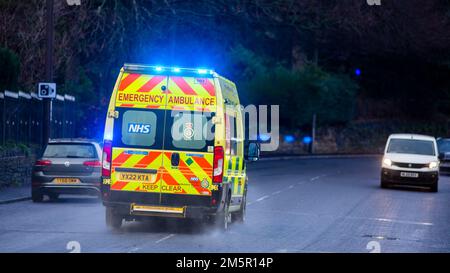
left=110, top=73, right=167, bottom=194
left=160, top=76, right=217, bottom=197
left=162, top=111, right=215, bottom=196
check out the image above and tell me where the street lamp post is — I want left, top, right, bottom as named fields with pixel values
left=43, top=0, right=54, bottom=147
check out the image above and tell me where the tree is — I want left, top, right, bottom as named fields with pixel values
left=0, top=47, right=19, bottom=91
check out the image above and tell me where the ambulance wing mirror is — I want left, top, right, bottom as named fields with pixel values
left=245, top=141, right=260, bottom=162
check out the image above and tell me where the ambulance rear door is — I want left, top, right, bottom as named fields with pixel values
left=160, top=76, right=217, bottom=202
left=110, top=72, right=168, bottom=198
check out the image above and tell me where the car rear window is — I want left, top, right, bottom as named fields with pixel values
left=387, top=139, right=436, bottom=156
left=43, top=143, right=97, bottom=158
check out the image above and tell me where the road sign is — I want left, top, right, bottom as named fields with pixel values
left=38, top=82, right=56, bottom=98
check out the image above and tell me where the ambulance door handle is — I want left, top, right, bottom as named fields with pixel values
left=171, top=153, right=180, bottom=167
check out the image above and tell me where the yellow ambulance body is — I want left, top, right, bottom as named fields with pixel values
left=101, top=64, right=258, bottom=230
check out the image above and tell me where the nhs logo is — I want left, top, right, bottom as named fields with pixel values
left=128, top=123, right=151, bottom=134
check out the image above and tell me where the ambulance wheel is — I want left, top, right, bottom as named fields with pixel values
left=214, top=197, right=231, bottom=230
left=232, top=190, right=247, bottom=223
left=106, top=207, right=122, bottom=230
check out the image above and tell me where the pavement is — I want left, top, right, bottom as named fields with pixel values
left=0, top=185, right=31, bottom=204
left=1, top=156, right=450, bottom=253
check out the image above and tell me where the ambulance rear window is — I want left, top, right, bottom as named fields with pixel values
left=166, top=111, right=215, bottom=152
left=113, top=108, right=164, bottom=149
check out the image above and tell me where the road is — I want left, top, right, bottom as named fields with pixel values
left=1, top=157, right=450, bottom=253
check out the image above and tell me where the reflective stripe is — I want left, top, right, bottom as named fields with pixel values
left=111, top=148, right=163, bottom=193
left=137, top=76, right=166, bottom=92
left=118, top=73, right=141, bottom=91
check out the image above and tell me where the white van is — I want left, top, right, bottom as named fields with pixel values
left=381, top=134, right=439, bottom=192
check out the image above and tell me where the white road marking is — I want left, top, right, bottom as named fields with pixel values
left=127, top=247, right=140, bottom=253
left=256, top=195, right=269, bottom=202
left=247, top=202, right=253, bottom=206
left=310, top=176, right=320, bottom=181
left=288, top=185, right=294, bottom=189
left=371, top=217, right=433, bottom=226
left=250, top=208, right=434, bottom=227
left=272, top=191, right=282, bottom=195
left=155, top=234, right=175, bottom=244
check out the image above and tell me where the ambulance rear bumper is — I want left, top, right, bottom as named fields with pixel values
left=103, top=200, right=217, bottom=219
left=102, top=183, right=230, bottom=219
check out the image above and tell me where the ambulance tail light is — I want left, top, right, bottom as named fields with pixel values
left=213, top=146, right=224, bottom=183
left=102, top=140, right=112, bottom=177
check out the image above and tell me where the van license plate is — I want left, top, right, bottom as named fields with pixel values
left=400, top=172, right=419, bottom=178
left=118, top=172, right=153, bottom=182
left=54, top=178, right=80, bottom=184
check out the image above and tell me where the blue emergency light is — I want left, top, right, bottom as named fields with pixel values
left=284, top=135, right=295, bottom=143
left=303, top=136, right=313, bottom=144
left=124, top=64, right=215, bottom=77
left=259, top=134, right=271, bottom=142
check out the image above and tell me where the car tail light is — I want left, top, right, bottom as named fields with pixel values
left=35, top=159, right=52, bottom=166
left=102, top=140, right=112, bottom=177
left=213, top=146, right=224, bottom=183
left=83, top=160, right=102, bottom=167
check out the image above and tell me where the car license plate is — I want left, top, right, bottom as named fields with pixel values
left=400, top=172, right=419, bottom=178
left=54, top=178, right=80, bottom=184
left=118, top=172, right=153, bottom=183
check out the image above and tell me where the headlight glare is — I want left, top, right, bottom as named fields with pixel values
left=383, top=158, right=392, bottom=166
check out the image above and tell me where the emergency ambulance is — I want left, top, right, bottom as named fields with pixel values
left=101, top=64, right=260, bottom=230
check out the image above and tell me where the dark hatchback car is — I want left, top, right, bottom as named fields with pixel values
left=31, top=139, right=102, bottom=202
left=437, top=138, right=450, bottom=174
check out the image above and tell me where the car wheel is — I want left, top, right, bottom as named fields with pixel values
left=48, top=193, right=59, bottom=201
left=380, top=179, right=389, bottom=189
left=32, top=191, right=44, bottom=203
left=232, top=190, right=247, bottom=223
left=430, top=181, right=438, bottom=192
left=105, top=207, right=123, bottom=230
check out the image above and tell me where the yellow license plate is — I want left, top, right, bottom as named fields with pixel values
left=118, top=172, right=154, bottom=182
left=54, top=178, right=80, bottom=184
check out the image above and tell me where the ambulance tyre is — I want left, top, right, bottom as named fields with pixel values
left=214, top=194, right=231, bottom=230
left=106, top=207, right=122, bottom=230
left=232, top=189, right=247, bottom=223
